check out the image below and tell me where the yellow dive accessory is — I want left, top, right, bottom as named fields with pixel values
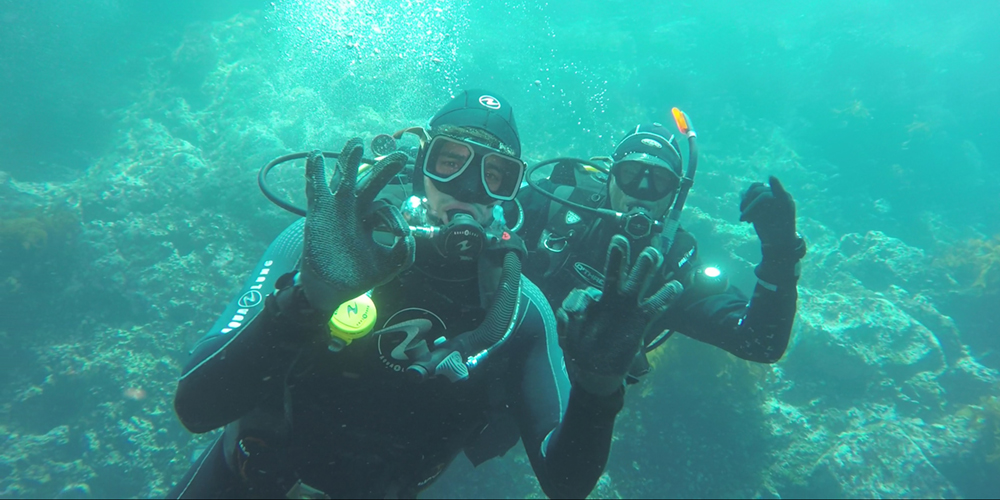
left=327, top=292, right=377, bottom=351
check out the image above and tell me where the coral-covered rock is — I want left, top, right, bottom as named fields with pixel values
left=796, top=419, right=960, bottom=498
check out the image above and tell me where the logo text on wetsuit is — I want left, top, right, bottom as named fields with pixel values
left=573, top=262, right=605, bottom=289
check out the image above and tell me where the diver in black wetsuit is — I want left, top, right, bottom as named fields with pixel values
left=518, top=119, right=806, bottom=379
left=169, top=90, right=668, bottom=499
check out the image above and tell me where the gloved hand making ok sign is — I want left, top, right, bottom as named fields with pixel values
left=739, top=176, right=806, bottom=286
left=556, top=235, right=685, bottom=396
left=298, top=138, right=416, bottom=313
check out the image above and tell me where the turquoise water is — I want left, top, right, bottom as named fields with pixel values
left=1, top=0, right=997, bottom=498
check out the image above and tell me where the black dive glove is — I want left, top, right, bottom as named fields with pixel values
left=739, top=176, right=806, bottom=286
left=299, top=139, right=416, bottom=312
left=556, top=235, right=684, bottom=396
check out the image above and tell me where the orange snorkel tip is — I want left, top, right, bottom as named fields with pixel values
left=671, top=107, right=693, bottom=136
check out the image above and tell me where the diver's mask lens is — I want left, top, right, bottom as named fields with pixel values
left=611, top=160, right=679, bottom=201
left=423, top=135, right=525, bottom=201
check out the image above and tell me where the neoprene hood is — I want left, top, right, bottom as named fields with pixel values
left=429, top=89, right=521, bottom=157
left=612, top=123, right=682, bottom=176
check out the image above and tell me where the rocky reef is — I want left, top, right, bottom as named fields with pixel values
left=1, top=9, right=998, bottom=500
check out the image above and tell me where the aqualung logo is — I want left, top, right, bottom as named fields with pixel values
left=641, top=138, right=663, bottom=149
left=377, top=308, right=448, bottom=373
left=479, top=95, right=501, bottom=109
left=238, top=290, right=262, bottom=308
left=222, top=260, right=273, bottom=334
left=573, top=262, right=605, bottom=289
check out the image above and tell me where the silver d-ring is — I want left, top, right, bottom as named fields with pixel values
left=542, top=231, right=568, bottom=253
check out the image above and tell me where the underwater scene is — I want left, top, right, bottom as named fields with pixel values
left=1, top=0, right=998, bottom=498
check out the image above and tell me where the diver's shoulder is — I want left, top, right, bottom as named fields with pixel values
left=671, top=226, right=698, bottom=252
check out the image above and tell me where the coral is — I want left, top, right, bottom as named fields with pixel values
left=833, top=99, right=872, bottom=120
left=935, top=235, right=1000, bottom=292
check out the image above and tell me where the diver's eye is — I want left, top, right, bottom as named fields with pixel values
left=435, top=158, right=463, bottom=176
left=615, top=162, right=643, bottom=184
left=484, top=166, right=504, bottom=191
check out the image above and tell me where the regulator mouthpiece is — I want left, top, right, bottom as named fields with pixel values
left=437, top=212, right=485, bottom=262
left=618, top=208, right=659, bottom=240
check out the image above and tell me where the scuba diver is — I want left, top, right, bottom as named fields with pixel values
left=517, top=116, right=806, bottom=379
left=168, top=90, right=672, bottom=499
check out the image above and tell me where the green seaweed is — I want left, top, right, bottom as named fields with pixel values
left=981, top=396, right=1000, bottom=464
left=0, top=217, right=49, bottom=249
left=643, top=335, right=769, bottom=399
left=955, top=394, right=1000, bottom=465
left=935, top=235, right=1000, bottom=292
left=0, top=207, right=79, bottom=251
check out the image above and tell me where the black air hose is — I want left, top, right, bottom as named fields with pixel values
left=407, top=251, right=522, bottom=381
left=465, top=251, right=521, bottom=353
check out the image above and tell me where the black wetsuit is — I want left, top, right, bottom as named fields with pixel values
left=169, top=187, right=622, bottom=499
left=517, top=178, right=798, bottom=367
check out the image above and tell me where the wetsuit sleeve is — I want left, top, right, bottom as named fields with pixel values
left=659, top=261, right=798, bottom=364
left=511, top=277, right=622, bottom=499
left=640, top=227, right=797, bottom=363
left=174, top=220, right=328, bottom=433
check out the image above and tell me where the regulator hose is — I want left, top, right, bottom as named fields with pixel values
left=258, top=151, right=377, bottom=217
left=407, top=250, right=522, bottom=382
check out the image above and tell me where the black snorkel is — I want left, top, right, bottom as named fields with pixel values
left=660, top=107, right=698, bottom=254
left=525, top=108, right=699, bottom=254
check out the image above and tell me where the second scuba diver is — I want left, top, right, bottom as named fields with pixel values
left=518, top=117, right=806, bottom=380
left=168, top=90, right=670, bottom=499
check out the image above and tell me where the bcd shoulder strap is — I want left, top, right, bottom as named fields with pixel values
left=538, top=185, right=607, bottom=278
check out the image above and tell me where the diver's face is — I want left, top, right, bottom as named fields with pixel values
left=424, top=176, right=498, bottom=225
left=608, top=177, right=674, bottom=219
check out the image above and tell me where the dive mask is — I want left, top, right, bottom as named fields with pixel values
left=611, top=159, right=680, bottom=201
left=423, top=135, right=526, bottom=204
